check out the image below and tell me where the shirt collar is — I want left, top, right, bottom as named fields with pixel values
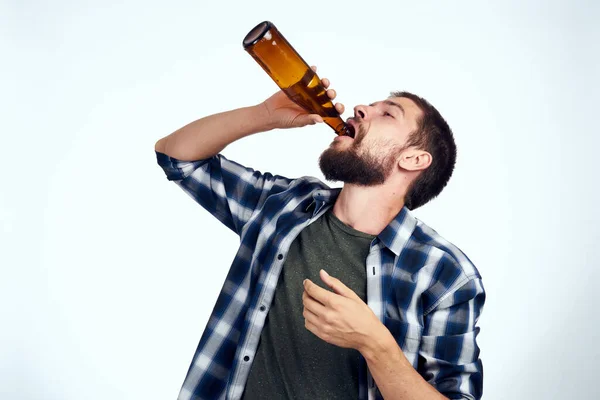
left=312, top=188, right=417, bottom=256
left=312, top=187, right=342, bottom=205
left=377, top=206, right=418, bottom=256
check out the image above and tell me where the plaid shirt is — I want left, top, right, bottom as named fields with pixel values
left=156, top=150, right=485, bottom=400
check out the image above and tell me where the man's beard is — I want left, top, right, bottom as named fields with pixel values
left=318, top=127, right=399, bottom=186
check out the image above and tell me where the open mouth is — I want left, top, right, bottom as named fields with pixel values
left=343, top=120, right=357, bottom=138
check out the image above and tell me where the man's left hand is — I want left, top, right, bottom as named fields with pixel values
left=302, top=269, right=383, bottom=351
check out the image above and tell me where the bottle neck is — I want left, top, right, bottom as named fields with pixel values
left=335, top=122, right=354, bottom=136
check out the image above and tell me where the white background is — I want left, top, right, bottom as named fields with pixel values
left=2, top=0, right=599, bottom=399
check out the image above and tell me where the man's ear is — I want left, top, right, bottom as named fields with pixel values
left=398, top=148, right=432, bottom=172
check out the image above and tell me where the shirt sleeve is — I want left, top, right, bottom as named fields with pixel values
left=419, top=277, right=486, bottom=400
left=156, top=151, right=296, bottom=236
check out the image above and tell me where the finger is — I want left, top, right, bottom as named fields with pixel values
left=320, top=269, right=360, bottom=300
left=304, top=318, right=320, bottom=336
left=308, top=114, right=323, bottom=124
left=303, top=279, right=333, bottom=306
left=311, top=65, right=317, bottom=72
left=321, top=78, right=330, bottom=89
left=335, top=103, right=345, bottom=114
left=294, top=114, right=322, bottom=127
left=306, top=319, right=331, bottom=344
left=303, top=290, right=327, bottom=316
left=302, top=306, right=320, bottom=324
left=326, top=89, right=336, bottom=99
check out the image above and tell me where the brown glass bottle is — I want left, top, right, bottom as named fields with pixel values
left=243, top=21, right=353, bottom=137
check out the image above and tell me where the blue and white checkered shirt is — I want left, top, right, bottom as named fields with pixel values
left=156, top=150, right=485, bottom=400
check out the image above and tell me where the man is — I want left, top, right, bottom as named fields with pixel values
left=155, top=66, right=485, bottom=400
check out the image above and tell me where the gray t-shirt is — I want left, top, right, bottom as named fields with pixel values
left=241, top=208, right=376, bottom=399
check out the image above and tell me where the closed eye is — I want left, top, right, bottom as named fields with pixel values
left=383, top=112, right=394, bottom=118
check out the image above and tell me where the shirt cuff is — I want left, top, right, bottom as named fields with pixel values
left=155, top=150, right=212, bottom=181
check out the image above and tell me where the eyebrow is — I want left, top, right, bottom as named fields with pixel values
left=369, top=100, right=405, bottom=116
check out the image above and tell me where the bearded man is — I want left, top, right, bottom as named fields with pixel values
left=155, top=66, right=485, bottom=400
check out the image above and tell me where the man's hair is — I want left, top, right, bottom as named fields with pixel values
left=390, top=91, right=457, bottom=210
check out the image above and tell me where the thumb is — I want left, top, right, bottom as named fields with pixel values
left=295, top=114, right=323, bottom=126
left=311, top=114, right=324, bottom=124
left=320, top=269, right=359, bottom=300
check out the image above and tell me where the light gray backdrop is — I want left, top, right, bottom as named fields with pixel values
left=2, top=0, right=599, bottom=399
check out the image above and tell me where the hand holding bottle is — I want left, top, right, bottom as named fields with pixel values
left=244, top=21, right=353, bottom=136
left=261, top=66, right=345, bottom=130
left=154, top=21, right=354, bottom=162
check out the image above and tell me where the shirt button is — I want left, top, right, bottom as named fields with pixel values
left=243, top=356, right=250, bottom=362
left=260, top=305, right=266, bottom=311
left=277, top=254, right=283, bottom=260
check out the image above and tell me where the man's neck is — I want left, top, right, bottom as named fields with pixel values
left=331, top=183, right=406, bottom=236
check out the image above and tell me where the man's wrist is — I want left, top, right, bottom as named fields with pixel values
left=359, top=323, right=397, bottom=362
left=254, top=102, right=277, bottom=132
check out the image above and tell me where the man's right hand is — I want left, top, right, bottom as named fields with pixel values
left=155, top=66, right=345, bottom=161
left=261, top=66, right=346, bottom=130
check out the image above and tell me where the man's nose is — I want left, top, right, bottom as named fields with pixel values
left=354, top=105, right=369, bottom=120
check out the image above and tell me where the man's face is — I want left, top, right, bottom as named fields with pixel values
left=319, top=96, right=423, bottom=185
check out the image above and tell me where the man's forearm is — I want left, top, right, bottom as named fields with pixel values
left=360, top=326, right=448, bottom=400
left=155, top=103, right=273, bottom=161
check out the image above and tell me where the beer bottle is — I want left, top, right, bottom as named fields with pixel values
left=243, top=21, right=354, bottom=137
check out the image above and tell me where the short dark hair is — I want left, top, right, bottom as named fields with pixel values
left=390, top=91, right=457, bottom=210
